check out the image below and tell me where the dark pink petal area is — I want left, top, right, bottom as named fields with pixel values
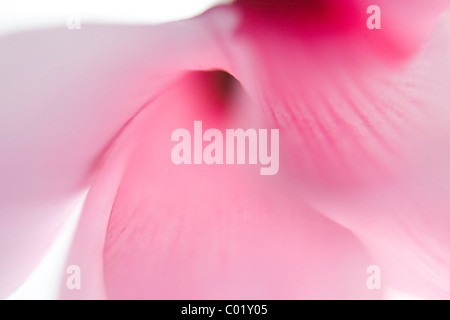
left=235, top=0, right=450, bottom=57
left=0, top=17, right=232, bottom=298
left=62, top=71, right=379, bottom=299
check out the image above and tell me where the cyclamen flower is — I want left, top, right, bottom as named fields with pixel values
left=1, top=0, right=450, bottom=299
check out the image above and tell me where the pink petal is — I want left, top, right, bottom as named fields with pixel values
left=61, top=1, right=450, bottom=299
left=62, top=70, right=379, bottom=299
left=0, top=17, right=232, bottom=298
left=3, top=0, right=449, bottom=300
left=226, top=1, right=450, bottom=297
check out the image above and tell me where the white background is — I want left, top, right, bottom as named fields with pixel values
left=0, top=0, right=227, bottom=35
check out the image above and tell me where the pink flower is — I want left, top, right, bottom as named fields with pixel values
left=1, top=0, right=450, bottom=299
